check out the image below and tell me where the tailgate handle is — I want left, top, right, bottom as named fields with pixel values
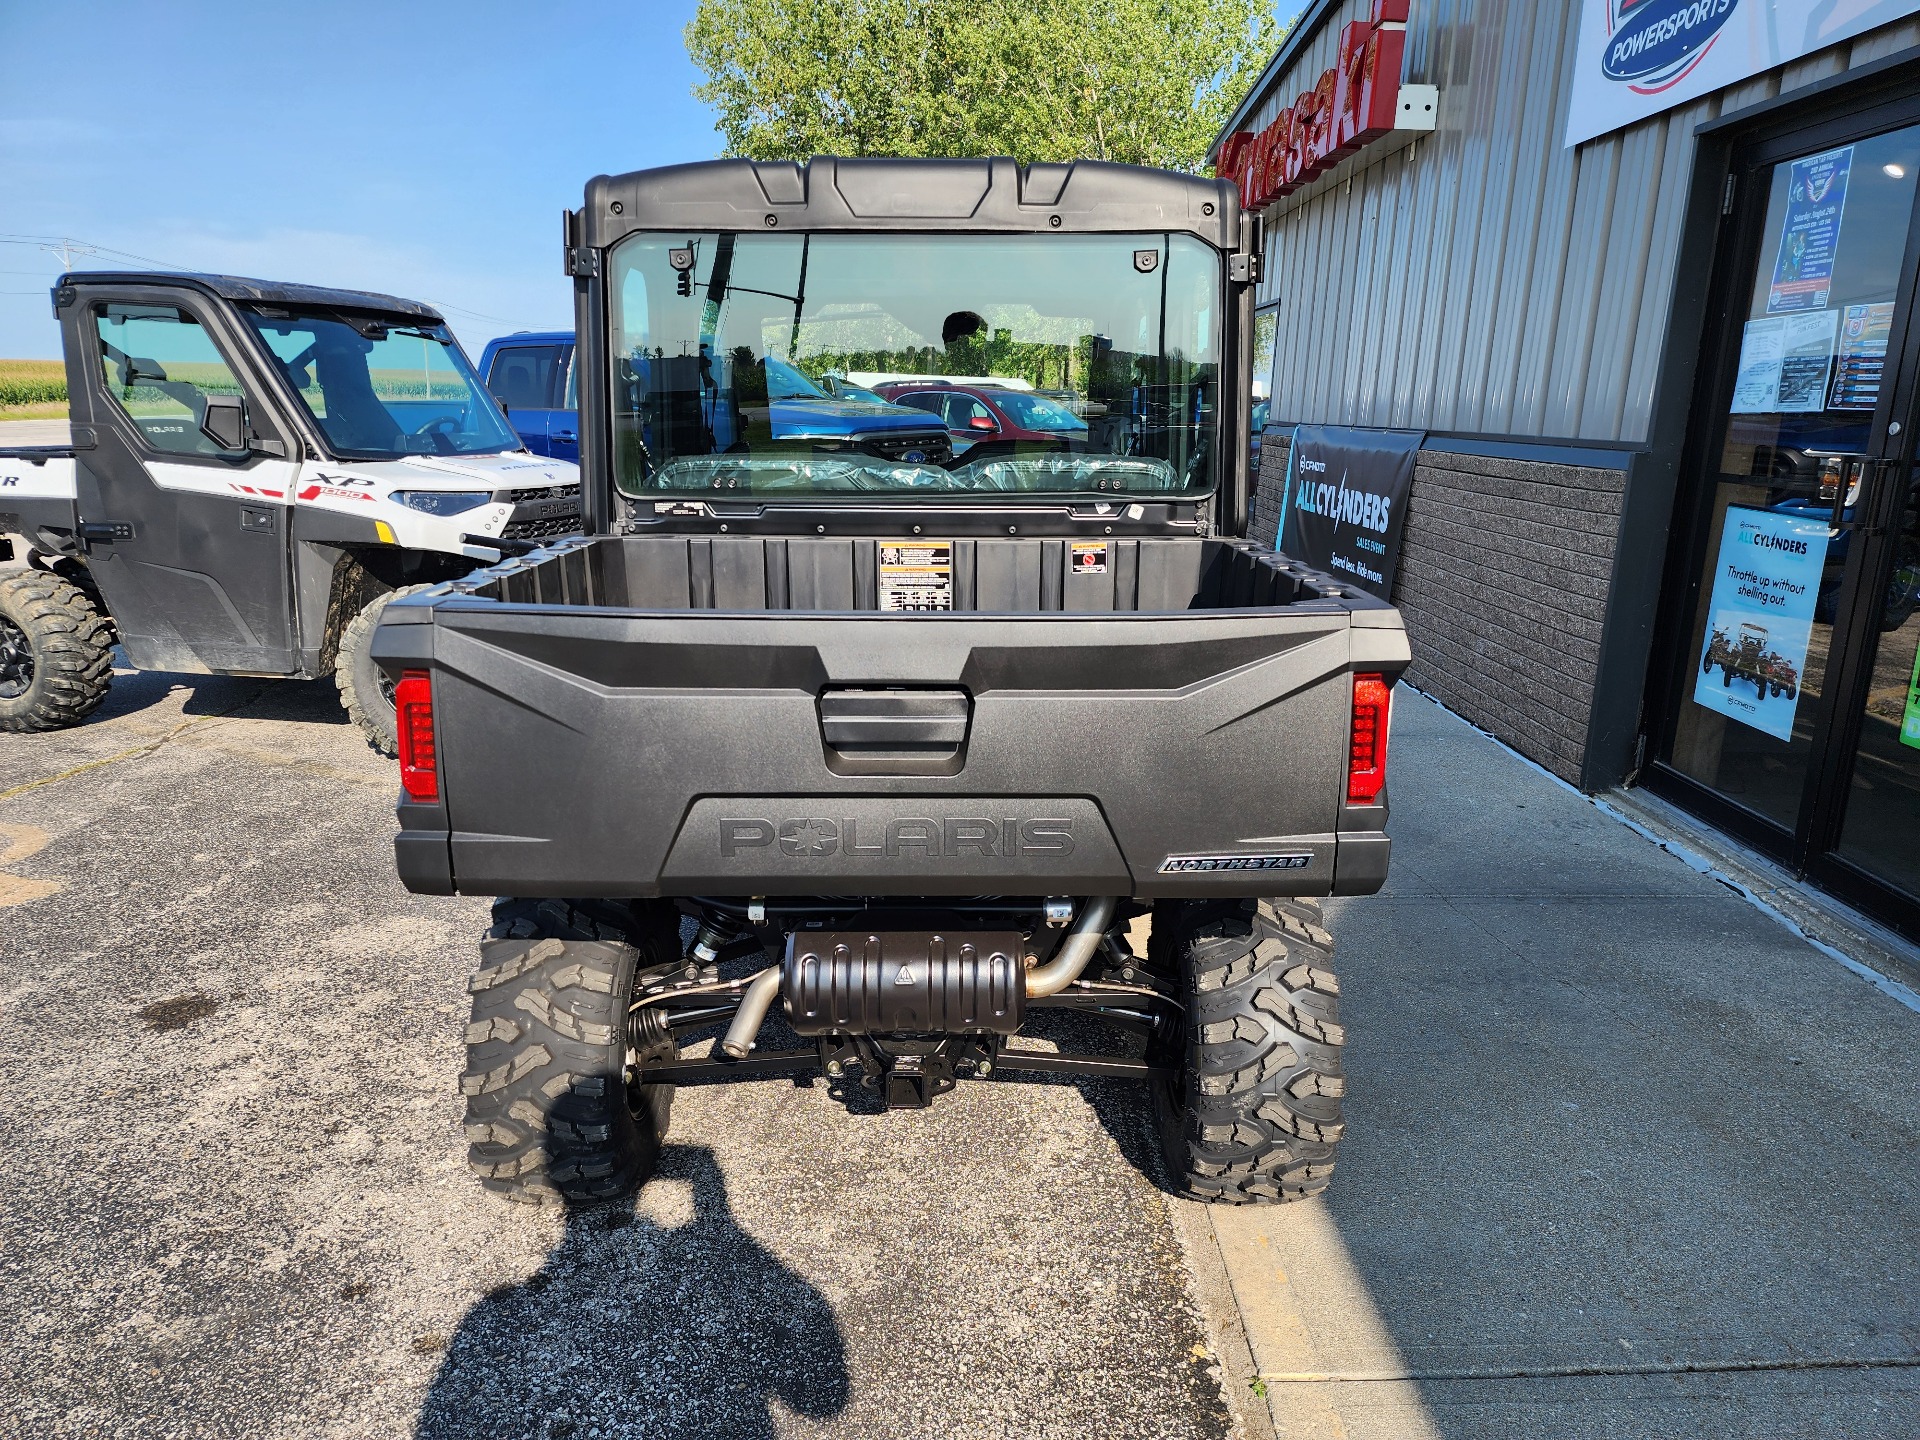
left=819, top=688, right=971, bottom=749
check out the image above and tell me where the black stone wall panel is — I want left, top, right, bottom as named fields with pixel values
left=1245, top=433, right=1624, bottom=788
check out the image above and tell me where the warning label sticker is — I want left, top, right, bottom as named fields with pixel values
left=1070, top=541, right=1109, bottom=575
left=879, top=541, right=953, bottom=611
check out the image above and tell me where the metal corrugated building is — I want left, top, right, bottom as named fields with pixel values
left=1238, top=1, right=1920, bottom=440
left=1218, top=1, right=1920, bottom=941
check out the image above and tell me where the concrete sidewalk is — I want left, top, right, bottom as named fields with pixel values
left=1206, top=691, right=1920, bottom=1439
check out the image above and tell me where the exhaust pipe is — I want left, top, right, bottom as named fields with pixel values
left=719, top=966, right=783, bottom=1059
left=1023, top=896, right=1119, bottom=997
left=716, top=896, right=1122, bottom=1059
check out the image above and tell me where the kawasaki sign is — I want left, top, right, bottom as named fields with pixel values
left=1214, top=0, right=1411, bottom=212
left=1567, top=0, right=1920, bottom=147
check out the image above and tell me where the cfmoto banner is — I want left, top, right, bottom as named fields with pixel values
left=1278, top=425, right=1421, bottom=601
left=1694, top=505, right=1830, bottom=742
left=1567, top=1, right=1920, bottom=148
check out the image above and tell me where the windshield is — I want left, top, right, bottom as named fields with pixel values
left=764, top=356, right=829, bottom=400
left=987, top=390, right=1086, bottom=432
left=607, top=231, right=1220, bottom=499
left=242, top=307, right=520, bottom=459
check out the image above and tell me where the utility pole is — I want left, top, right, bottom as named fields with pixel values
left=38, top=238, right=98, bottom=272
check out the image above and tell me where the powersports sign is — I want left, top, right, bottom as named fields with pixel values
left=1567, top=0, right=1920, bottom=147
left=1278, top=425, right=1421, bottom=601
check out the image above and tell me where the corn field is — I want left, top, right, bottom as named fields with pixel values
left=0, top=359, right=67, bottom=410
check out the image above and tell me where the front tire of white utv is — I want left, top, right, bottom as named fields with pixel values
left=335, top=583, right=431, bottom=756
left=0, top=570, right=115, bottom=733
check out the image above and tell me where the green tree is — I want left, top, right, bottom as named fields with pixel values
left=684, top=0, right=1281, bottom=172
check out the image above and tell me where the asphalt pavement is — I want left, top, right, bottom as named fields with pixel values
left=0, top=667, right=1236, bottom=1440
left=3, top=610, right=1917, bottom=1440
left=0, top=417, right=71, bottom=446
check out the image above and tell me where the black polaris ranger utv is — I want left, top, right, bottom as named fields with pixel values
left=379, top=156, right=1409, bottom=1206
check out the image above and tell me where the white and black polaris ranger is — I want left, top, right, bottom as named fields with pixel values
left=0, top=273, right=583, bottom=751
left=377, top=157, right=1410, bottom=1205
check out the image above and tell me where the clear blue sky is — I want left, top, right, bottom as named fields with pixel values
left=0, top=0, right=719, bottom=358
left=1, top=1, right=1300, bottom=362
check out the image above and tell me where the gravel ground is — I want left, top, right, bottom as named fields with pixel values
left=0, top=667, right=1237, bottom=1440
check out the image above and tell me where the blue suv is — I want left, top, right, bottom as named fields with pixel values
left=479, top=332, right=950, bottom=463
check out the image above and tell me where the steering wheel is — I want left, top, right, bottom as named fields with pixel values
left=412, top=415, right=462, bottom=453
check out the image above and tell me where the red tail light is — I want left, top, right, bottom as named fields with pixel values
left=1347, top=673, right=1392, bottom=805
left=396, top=669, right=438, bottom=802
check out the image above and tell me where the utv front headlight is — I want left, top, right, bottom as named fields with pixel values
left=391, top=490, right=491, bottom=516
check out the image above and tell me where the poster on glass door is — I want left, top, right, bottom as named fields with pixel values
left=1769, top=147, right=1853, bottom=313
left=1730, top=309, right=1838, bottom=413
left=1695, top=506, right=1831, bottom=742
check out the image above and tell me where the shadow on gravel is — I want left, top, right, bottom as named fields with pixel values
left=69, top=664, right=344, bottom=728
left=1013, top=1005, right=1174, bottom=1193
left=416, top=1144, right=849, bottom=1440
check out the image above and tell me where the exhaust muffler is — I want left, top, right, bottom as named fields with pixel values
left=717, top=896, right=1119, bottom=1058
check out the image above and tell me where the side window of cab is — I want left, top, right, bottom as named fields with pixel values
left=94, top=303, right=248, bottom=458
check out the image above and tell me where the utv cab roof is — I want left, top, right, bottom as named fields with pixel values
left=574, top=156, right=1240, bottom=251
left=55, top=271, right=443, bottom=323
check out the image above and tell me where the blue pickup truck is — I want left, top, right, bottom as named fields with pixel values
left=478, top=331, right=951, bottom=463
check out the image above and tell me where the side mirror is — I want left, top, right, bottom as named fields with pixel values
left=199, top=392, right=248, bottom=452
left=968, top=415, right=997, bottom=432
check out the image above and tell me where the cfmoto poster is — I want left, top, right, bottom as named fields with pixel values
left=1695, top=505, right=1830, bottom=742
left=1769, top=147, right=1852, bottom=313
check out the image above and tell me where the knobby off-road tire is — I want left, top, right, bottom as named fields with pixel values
left=334, top=583, right=432, bottom=756
left=1150, top=897, right=1345, bottom=1204
left=462, top=898, right=684, bottom=1205
left=0, top=570, right=114, bottom=732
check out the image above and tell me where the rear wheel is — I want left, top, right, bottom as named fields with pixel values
left=461, top=898, right=684, bottom=1205
left=1149, top=897, right=1345, bottom=1204
left=0, top=570, right=114, bottom=732
left=334, top=583, right=431, bottom=755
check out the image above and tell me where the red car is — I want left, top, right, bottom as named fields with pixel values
left=875, top=381, right=1090, bottom=455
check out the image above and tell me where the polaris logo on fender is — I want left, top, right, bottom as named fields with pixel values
left=721, top=817, right=1074, bottom=859
left=1601, top=0, right=1738, bottom=88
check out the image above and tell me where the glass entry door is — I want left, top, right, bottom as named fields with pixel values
left=1831, top=463, right=1920, bottom=901
left=1652, top=107, right=1920, bottom=940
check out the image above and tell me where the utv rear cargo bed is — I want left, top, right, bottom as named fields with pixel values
left=377, top=533, right=1407, bottom=900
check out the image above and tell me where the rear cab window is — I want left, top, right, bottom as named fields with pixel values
left=605, top=230, right=1220, bottom=499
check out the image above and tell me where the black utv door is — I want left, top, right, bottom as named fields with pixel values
left=68, top=287, right=302, bottom=675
